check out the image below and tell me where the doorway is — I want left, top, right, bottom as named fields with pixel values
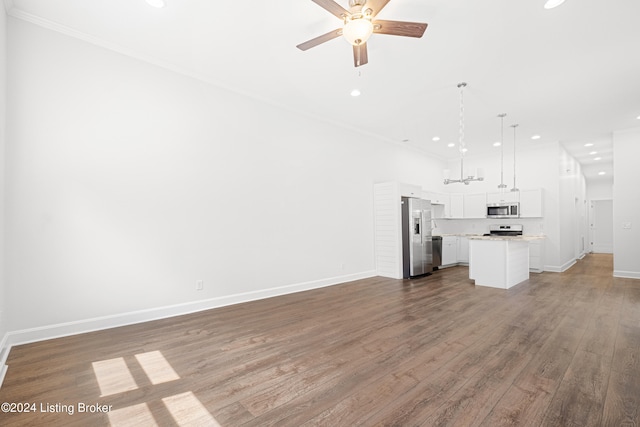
left=589, top=199, right=613, bottom=253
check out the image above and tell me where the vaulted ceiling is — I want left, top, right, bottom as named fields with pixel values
left=5, top=0, right=640, bottom=181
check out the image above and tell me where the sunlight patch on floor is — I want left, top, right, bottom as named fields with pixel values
left=163, top=391, right=221, bottom=426
left=91, top=357, right=138, bottom=397
left=108, top=402, right=158, bottom=427
left=135, top=350, right=180, bottom=385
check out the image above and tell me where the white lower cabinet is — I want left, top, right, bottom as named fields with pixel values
left=529, top=240, right=544, bottom=272
left=441, top=236, right=469, bottom=266
left=442, top=236, right=458, bottom=266
left=457, top=236, right=469, bottom=263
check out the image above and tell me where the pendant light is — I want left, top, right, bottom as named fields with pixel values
left=497, top=113, right=507, bottom=192
left=444, top=82, right=484, bottom=185
left=510, top=124, right=519, bottom=192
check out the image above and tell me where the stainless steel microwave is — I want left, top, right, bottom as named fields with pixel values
left=486, top=202, right=520, bottom=218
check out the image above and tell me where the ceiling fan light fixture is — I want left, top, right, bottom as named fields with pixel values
left=544, top=0, right=566, bottom=9
left=342, top=17, right=374, bottom=46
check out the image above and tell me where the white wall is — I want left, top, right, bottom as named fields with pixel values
left=4, top=18, right=447, bottom=338
left=0, top=5, right=7, bottom=348
left=613, top=127, right=640, bottom=278
left=558, top=146, right=588, bottom=266
left=587, top=179, right=613, bottom=200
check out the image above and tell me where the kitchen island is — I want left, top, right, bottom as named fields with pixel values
left=468, top=235, right=545, bottom=289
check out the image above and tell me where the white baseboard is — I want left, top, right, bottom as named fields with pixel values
left=592, top=245, right=613, bottom=254
left=0, top=364, right=7, bottom=389
left=544, top=259, right=577, bottom=273
left=0, top=336, right=8, bottom=389
left=1, top=271, right=376, bottom=349
left=613, top=270, right=640, bottom=279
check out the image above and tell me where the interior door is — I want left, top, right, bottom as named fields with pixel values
left=590, top=199, right=613, bottom=253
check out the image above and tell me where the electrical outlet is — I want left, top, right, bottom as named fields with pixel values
left=622, top=222, right=632, bottom=230
left=196, top=280, right=204, bottom=291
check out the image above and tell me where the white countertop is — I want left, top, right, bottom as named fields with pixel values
left=434, top=234, right=545, bottom=241
left=466, top=235, right=546, bottom=241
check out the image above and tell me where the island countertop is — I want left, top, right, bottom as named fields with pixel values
left=466, top=235, right=545, bottom=241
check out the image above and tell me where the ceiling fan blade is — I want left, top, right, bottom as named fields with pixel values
left=364, top=0, right=390, bottom=18
left=353, top=43, right=368, bottom=67
left=296, top=28, right=343, bottom=51
left=373, top=20, right=428, bottom=38
left=311, top=0, right=350, bottom=19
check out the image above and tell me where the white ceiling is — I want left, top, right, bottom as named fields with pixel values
left=6, top=0, right=640, bottom=182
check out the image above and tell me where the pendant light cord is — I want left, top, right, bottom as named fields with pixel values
left=511, top=124, right=519, bottom=192
left=498, top=113, right=507, bottom=190
left=458, top=82, right=466, bottom=180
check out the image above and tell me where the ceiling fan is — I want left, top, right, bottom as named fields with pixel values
left=297, top=0, right=428, bottom=67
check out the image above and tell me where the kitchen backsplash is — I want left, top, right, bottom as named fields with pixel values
left=434, top=218, right=546, bottom=236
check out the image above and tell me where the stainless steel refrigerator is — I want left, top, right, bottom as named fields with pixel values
left=401, top=197, right=433, bottom=278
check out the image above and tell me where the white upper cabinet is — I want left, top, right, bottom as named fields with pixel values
left=427, top=192, right=449, bottom=205
left=520, top=188, right=544, bottom=218
left=463, top=193, right=487, bottom=219
left=487, top=191, right=520, bottom=204
left=427, top=192, right=450, bottom=219
left=449, top=194, right=464, bottom=218
left=398, top=183, right=422, bottom=198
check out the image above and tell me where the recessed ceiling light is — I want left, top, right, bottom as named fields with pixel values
left=350, top=89, right=361, bottom=97
left=594, top=157, right=602, bottom=161
left=544, top=0, right=566, bottom=9
left=447, top=143, right=455, bottom=148
left=589, top=151, right=598, bottom=155
left=637, top=115, right=640, bottom=120
left=584, top=143, right=594, bottom=147
left=461, top=148, right=468, bottom=153
left=531, top=135, right=541, bottom=140
left=145, top=0, right=166, bottom=8
left=598, top=171, right=606, bottom=175
left=432, top=136, right=440, bottom=141
left=493, top=142, right=501, bottom=147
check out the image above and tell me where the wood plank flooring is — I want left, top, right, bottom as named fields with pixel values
left=1, top=254, right=640, bottom=426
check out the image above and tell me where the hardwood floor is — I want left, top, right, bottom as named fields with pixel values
left=1, top=254, right=639, bottom=426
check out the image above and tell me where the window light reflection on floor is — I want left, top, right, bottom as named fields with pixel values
left=91, top=357, right=138, bottom=397
left=163, top=392, right=221, bottom=427
left=108, top=403, right=158, bottom=427
left=94, top=352, right=219, bottom=426
left=135, top=350, right=180, bottom=385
